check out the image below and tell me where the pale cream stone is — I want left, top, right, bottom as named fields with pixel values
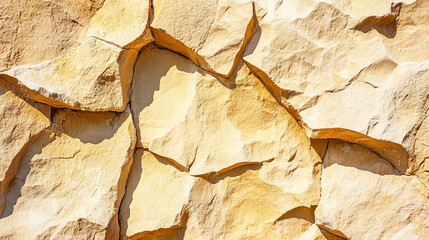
left=0, top=80, right=50, bottom=216
left=120, top=150, right=195, bottom=239
left=88, top=0, right=153, bottom=49
left=298, top=224, right=344, bottom=240
left=151, top=0, right=254, bottom=76
left=315, top=140, right=429, bottom=240
left=415, top=116, right=429, bottom=189
left=0, top=0, right=104, bottom=71
left=0, top=108, right=136, bottom=239
left=121, top=149, right=321, bottom=240
left=1, top=37, right=138, bottom=111
left=132, top=45, right=321, bottom=178
left=244, top=0, right=429, bottom=172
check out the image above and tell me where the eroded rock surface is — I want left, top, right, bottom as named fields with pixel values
left=0, top=80, right=50, bottom=216
left=121, top=149, right=321, bottom=240
left=1, top=0, right=428, bottom=239
left=0, top=109, right=136, bottom=239
left=1, top=38, right=138, bottom=111
left=0, top=0, right=104, bottom=71
left=88, top=0, right=153, bottom=49
left=132, top=45, right=321, bottom=177
left=0, top=0, right=152, bottom=111
left=244, top=0, right=429, bottom=173
left=151, top=0, right=255, bottom=76
left=315, top=140, right=429, bottom=239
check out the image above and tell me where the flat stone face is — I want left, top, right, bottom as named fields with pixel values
left=131, top=45, right=320, bottom=176
left=0, top=0, right=105, bottom=71
left=0, top=0, right=153, bottom=112
left=0, top=109, right=136, bottom=240
left=0, top=80, right=51, bottom=216
left=1, top=38, right=138, bottom=111
left=151, top=0, right=254, bottom=76
left=88, top=0, right=153, bottom=49
left=315, top=140, right=429, bottom=240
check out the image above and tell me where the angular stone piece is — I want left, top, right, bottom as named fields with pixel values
left=315, top=140, right=429, bottom=240
left=0, top=108, right=136, bottom=239
left=88, top=0, right=153, bottom=49
left=244, top=0, right=429, bottom=172
left=132, top=45, right=320, bottom=177
left=120, top=150, right=195, bottom=239
left=0, top=0, right=104, bottom=71
left=0, top=80, right=50, bottom=216
left=121, top=149, right=321, bottom=239
left=1, top=38, right=138, bottom=111
left=151, top=0, right=254, bottom=76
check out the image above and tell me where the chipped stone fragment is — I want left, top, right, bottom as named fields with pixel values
left=0, top=108, right=136, bottom=239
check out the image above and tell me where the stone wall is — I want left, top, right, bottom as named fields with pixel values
left=0, top=0, right=428, bottom=239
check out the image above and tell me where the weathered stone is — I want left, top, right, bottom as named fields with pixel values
left=0, top=109, right=136, bottom=239
left=0, top=80, right=50, bottom=216
left=121, top=148, right=321, bottom=240
left=415, top=116, right=429, bottom=189
left=244, top=0, right=429, bottom=173
left=298, top=224, right=345, bottom=240
left=315, top=140, right=429, bottom=239
left=151, top=0, right=254, bottom=76
left=120, top=150, right=195, bottom=239
left=0, top=0, right=104, bottom=71
left=1, top=38, right=138, bottom=111
left=1, top=0, right=428, bottom=239
left=88, top=0, right=153, bottom=49
left=132, top=45, right=321, bottom=177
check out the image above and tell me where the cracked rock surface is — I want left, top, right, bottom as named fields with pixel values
left=0, top=0, right=428, bottom=239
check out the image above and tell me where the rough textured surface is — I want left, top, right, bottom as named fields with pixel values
left=244, top=0, right=429, bottom=174
left=1, top=38, right=138, bottom=111
left=0, top=0, right=104, bottom=72
left=0, top=109, right=136, bottom=239
left=1, top=0, right=428, bottom=239
left=0, top=80, right=50, bottom=216
left=151, top=0, right=254, bottom=76
left=88, top=0, right=153, bottom=49
left=132, top=45, right=321, bottom=177
left=121, top=150, right=321, bottom=240
left=316, top=140, right=429, bottom=239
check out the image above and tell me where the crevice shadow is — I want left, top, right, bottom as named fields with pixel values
left=322, top=139, right=403, bottom=176
left=118, top=149, right=144, bottom=238
left=1, top=132, right=50, bottom=218
left=275, top=206, right=316, bottom=224
left=51, top=109, right=128, bottom=144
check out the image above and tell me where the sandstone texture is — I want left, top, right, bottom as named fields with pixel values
left=0, top=0, right=428, bottom=239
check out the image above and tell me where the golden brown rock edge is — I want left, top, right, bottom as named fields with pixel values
left=0, top=0, right=428, bottom=239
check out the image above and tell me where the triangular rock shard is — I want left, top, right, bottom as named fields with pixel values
left=151, top=0, right=256, bottom=77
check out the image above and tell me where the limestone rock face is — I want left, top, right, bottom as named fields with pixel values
left=1, top=38, right=138, bottom=111
left=0, top=80, right=50, bottom=216
left=151, top=0, right=254, bottom=76
left=0, top=0, right=152, bottom=111
left=88, top=0, right=153, bottom=49
left=1, top=0, right=429, bottom=239
left=315, top=140, right=429, bottom=239
left=121, top=149, right=321, bottom=240
left=244, top=0, right=429, bottom=173
left=0, top=0, right=104, bottom=71
left=132, top=45, right=321, bottom=178
left=0, top=109, right=136, bottom=239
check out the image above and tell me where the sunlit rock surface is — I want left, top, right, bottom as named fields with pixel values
left=0, top=0, right=428, bottom=239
